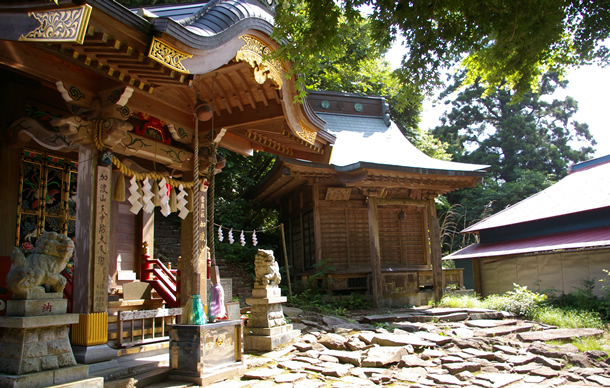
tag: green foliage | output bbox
[272,11,449,158]
[438,293,484,309]
[435,72,595,253]
[546,275,610,323]
[212,149,280,270]
[570,335,610,353]
[531,306,604,330]
[438,283,608,330]
[484,284,548,318]
[275,0,610,98]
[433,72,595,183]
[288,258,373,316]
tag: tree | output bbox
[432,72,596,253]
[299,14,451,158]
[433,71,595,183]
[274,0,610,99]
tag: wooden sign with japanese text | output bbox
[93,165,111,312]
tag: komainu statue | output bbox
[254,249,281,288]
[6,231,75,299]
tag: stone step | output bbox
[90,349,169,383]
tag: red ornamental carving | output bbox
[135,112,172,144]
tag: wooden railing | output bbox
[117,307,183,348]
[141,252,180,308]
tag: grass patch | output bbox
[531,306,605,330]
[438,293,485,309]
[546,334,610,353]
[438,283,607,330]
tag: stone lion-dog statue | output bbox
[254,249,281,288]
[6,231,75,299]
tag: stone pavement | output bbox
[200,307,610,388]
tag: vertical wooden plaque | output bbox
[93,165,111,312]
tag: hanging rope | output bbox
[92,118,198,189]
[192,112,200,272]
[207,75,217,266]
[213,223,281,233]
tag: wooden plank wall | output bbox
[378,207,426,268]
[116,201,140,277]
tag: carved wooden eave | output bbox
[0,0,335,174]
[251,158,485,204]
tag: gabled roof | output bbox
[463,155,610,233]
[323,116,488,173]
[445,225,610,260]
[252,91,489,203]
[307,91,488,174]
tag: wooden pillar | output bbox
[312,184,322,266]
[367,197,383,308]
[71,144,115,351]
[427,199,443,303]
[72,145,97,315]
[472,258,483,295]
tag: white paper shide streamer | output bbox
[128,175,142,215]
[228,228,234,244]
[158,178,171,217]
[240,230,246,246]
[176,184,189,219]
[142,178,155,213]
[252,230,258,246]
[218,226,224,242]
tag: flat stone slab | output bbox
[414,331,452,345]
[243,368,284,379]
[477,373,524,388]
[428,373,467,386]
[474,323,535,337]
[274,372,307,383]
[0,313,80,328]
[407,312,469,323]
[362,346,408,367]
[466,319,517,328]
[517,328,604,342]
[361,313,418,323]
[372,334,435,347]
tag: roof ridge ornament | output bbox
[235,35,284,89]
[148,36,193,74]
[258,0,277,14]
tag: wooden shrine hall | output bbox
[251,91,489,308]
[0,0,334,368]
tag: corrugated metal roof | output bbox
[463,158,610,232]
[445,226,610,260]
[317,112,488,173]
[136,0,274,37]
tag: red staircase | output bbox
[141,252,180,308]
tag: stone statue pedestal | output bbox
[244,287,299,351]
[0,293,91,388]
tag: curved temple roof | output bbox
[141,0,275,37]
